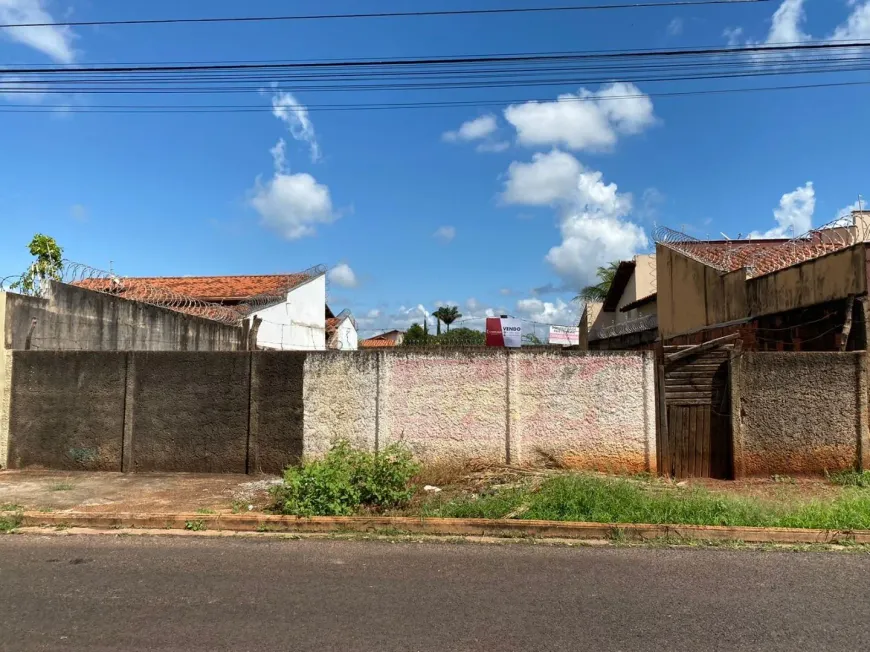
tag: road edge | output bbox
[4,511,870,544]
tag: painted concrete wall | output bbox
[735,352,867,476]
[253,275,326,351]
[657,244,867,339]
[2,284,243,352]
[335,318,358,351]
[302,349,657,470]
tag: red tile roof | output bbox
[674,237,848,277]
[325,317,340,337]
[359,338,397,349]
[85,273,315,302]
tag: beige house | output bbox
[583,254,658,349]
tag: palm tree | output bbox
[576,261,620,302]
[432,306,462,332]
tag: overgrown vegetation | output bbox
[0,512,22,533]
[272,441,420,516]
[185,520,206,531]
[827,470,870,488]
[422,473,870,531]
[9,233,63,296]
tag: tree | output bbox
[437,327,485,346]
[576,261,620,302]
[432,305,462,332]
[10,234,63,297]
[403,323,428,346]
[522,332,545,346]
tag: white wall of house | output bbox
[334,318,358,351]
[251,274,327,350]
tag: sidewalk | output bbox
[0,470,280,513]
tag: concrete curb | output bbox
[7,512,870,544]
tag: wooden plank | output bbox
[667,405,677,477]
[686,407,695,478]
[681,407,690,480]
[657,364,668,477]
[694,407,705,478]
[702,406,711,478]
[665,392,715,402]
[665,333,740,364]
[672,406,683,479]
[666,399,718,406]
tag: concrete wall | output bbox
[335,318,358,351]
[2,284,244,352]
[304,349,657,471]
[254,275,327,351]
[657,244,868,339]
[734,352,869,476]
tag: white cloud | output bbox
[766,0,810,44]
[476,140,510,153]
[328,263,358,288]
[443,114,498,142]
[832,1,870,40]
[502,150,648,288]
[504,83,656,152]
[502,150,584,206]
[723,26,744,46]
[251,170,336,239]
[0,0,76,63]
[667,17,684,36]
[750,182,815,239]
[515,297,579,326]
[271,91,321,162]
[433,225,456,243]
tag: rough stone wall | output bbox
[250,352,305,473]
[303,352,378,457]
[382,350,509,462]
[738,352,863,475]
[7,351,127,471]
[2,284,243,352]
[129,352,251,473]
[515,351,655,472]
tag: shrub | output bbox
[272,441,420,516]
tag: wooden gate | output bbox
[657,335,735,479]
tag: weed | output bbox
[771,474,796,484]
[272,440,419,517]
[426,473,870,531]
[0,503,23,511]
[185,520,206,532]
[37,507,54,513]
[0,512,22,533]
[231,501,249,514]
[48,483,74,492]
[196,508,216,515]
[827,469,870,488]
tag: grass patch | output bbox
[827,470,870,488]
[272,441,419,517]
[0,503,23,511]
[0,512,22,533]
[48,482,74,492]
[424,474,870,530]
[196,508,216,515]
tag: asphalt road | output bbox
[1,535,869,651]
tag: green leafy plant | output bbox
[827,469,870,488]
[432,306,462,334]
[9,234,64,296]
[576,261,620,303]
[185,520,206,531]
[272,440,420,517]
[403,322,429,346]
[0,512,22,533]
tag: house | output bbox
[654,209,870,351]
[77,268,330,351]
[360,329,404,349]
[325,307,358,351]
[585,254,658,351]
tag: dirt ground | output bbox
[0,471,281,513]
[0,468,848,515]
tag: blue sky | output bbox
[0,0,868,336]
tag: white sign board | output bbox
[501,318,523,348]
[549,326,580,347]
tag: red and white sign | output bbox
[486,317,523,348]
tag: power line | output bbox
[1,79,867,113]
[0,1,771,29]
[4,40,866,75]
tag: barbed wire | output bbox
[590,313,658,340]
[653,210,869,280]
